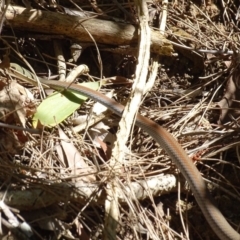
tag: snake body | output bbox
[5,62,239,238]
[37,79,240,240]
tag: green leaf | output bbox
[32,82,99,128]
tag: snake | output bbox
[7,67,240,239]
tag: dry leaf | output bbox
[58,128,96,182]
[0,80,35,126]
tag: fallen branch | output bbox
[3,174,180,210]
[5,5,173,55]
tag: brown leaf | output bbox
[58,128,96,182]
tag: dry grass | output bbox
[0,0,240,239]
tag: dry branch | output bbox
[2,174,181,211]
[5,6,173,55]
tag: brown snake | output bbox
[40,79,240,240]
[7,67,240,239]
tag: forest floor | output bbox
[0,0,240,239]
